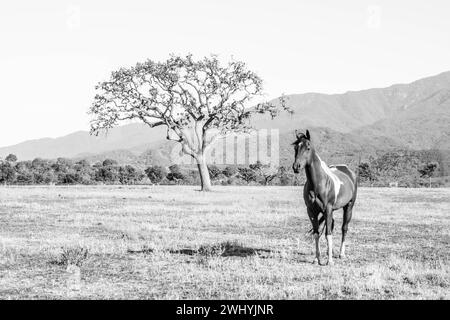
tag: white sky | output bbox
[1,0,449,147]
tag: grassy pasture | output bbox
[0,185,448,299]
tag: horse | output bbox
[292,129,358,265]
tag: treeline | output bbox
[357,150,446,187]
[0,154,301,186]
[0,150,447,187]
[0,156,144,185]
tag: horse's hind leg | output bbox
[340,202,354,259]
[325,204,334,265]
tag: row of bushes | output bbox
[0,157,141,185]
[0,155,303,186]
[0,151,444,187]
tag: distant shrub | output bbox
[222,166,238,178]
[5,154,17,163]
[118,165,143,184]
[166,172,185,183]
[102,159,118,167]
[0,161,17,184]
[166,164,185,183]
[145,165,167,184]
[237,167,257,184]
[52,246,89,267]
[208,165,222,180]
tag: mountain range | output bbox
[1,71,449,173]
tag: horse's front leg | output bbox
[325,204,334,265]
[307,207,321,264]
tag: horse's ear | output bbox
[305,129,311,140]
[295,129,301,139]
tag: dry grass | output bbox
[0,185,448,299]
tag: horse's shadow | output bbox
[170,242,311,263]
[169,244,272,258]
[128,241,312,263]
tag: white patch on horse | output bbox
[317,155,343,204]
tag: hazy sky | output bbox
[1,0,449,147]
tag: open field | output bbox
[0,185,449,299]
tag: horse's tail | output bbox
[305,214,334,240]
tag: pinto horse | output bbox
[292,130,358,265]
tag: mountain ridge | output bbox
[1,71,449,170]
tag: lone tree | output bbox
[89,54,289,191]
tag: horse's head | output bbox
[292,129,313,173]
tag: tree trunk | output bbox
[196,155,212,192]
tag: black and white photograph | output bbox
[0,0,449,305]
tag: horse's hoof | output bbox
[312,258,320,265]
[339,254,346,259]
[327,259,334,266]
